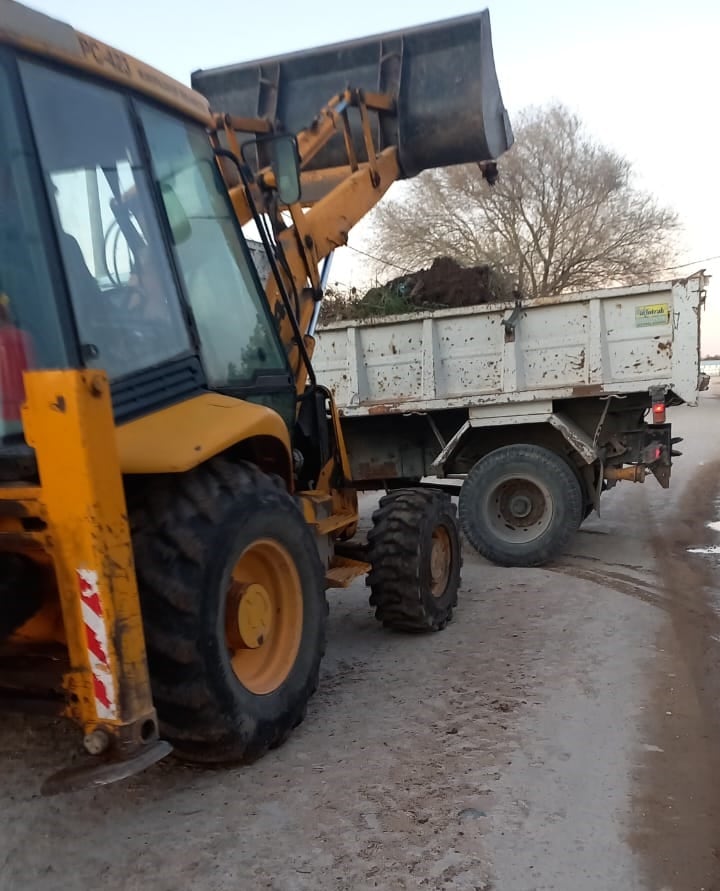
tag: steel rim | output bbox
[225,539,303,695]
[430,525,452,597]
[483,473,554,544]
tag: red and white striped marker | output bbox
[77,568,118,721]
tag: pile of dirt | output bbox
[319,256,512,324]
[382,256,506,307]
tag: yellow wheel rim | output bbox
[430,526,452,597]
[225,539,303,695]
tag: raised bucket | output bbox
[191,10,514,178]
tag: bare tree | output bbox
[367,103,680,298]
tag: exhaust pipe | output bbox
[191,10,514,178]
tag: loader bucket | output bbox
[191,10,513,178]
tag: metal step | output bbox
[325,556,370,589]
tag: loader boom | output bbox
[214,89,404,384]
[196,11,513,386]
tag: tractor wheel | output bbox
[0,554,42,640]
[458,443,583,567]
[367,489,461,632]
[130,458,327,764]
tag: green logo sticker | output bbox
[635,303,670,327]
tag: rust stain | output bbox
[570,348,586,371]
[571,383,605,397]
[657,341,672,355]
[356,461,400,479]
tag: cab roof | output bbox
[0,0,211,122]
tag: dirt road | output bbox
[2,388,720,890]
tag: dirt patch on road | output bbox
[629,461,720,888]
[0,576,535,891]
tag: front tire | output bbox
[367,489,462,632]
[130,458,327,764]
[458,444,583,567]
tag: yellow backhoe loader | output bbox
[0,0,513,793]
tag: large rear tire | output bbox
[367,489,462,632]
[0,554,42,640]
[458,444,583,567]
[130,458,327,764]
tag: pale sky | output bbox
[24,0,720,352]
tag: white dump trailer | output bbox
[313,273,709,566]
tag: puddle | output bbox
[686,510,720,555]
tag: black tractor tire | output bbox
[367,488,462,632]
[130,458,327,764]
[0,554,42,640]
[458,443,583,567]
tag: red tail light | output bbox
[652,401,666,424]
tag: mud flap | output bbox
[613,425,674,489]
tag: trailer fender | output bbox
[431,408,599,477]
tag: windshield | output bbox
[138,104,288,389]
[19,60,192,380]
[0,55,68,438]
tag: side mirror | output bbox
[267,134,301,206]
[240,133,301,206]
[160,182,191,244]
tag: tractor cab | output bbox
[0,48,295,444]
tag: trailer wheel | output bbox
[367,489,462,632]
[458,444,583,567]
[130,458,327,764]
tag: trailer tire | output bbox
[367,489,462,632]
[458,444,583,567]
[130,458,327,764]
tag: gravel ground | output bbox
[2,386,720,891]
